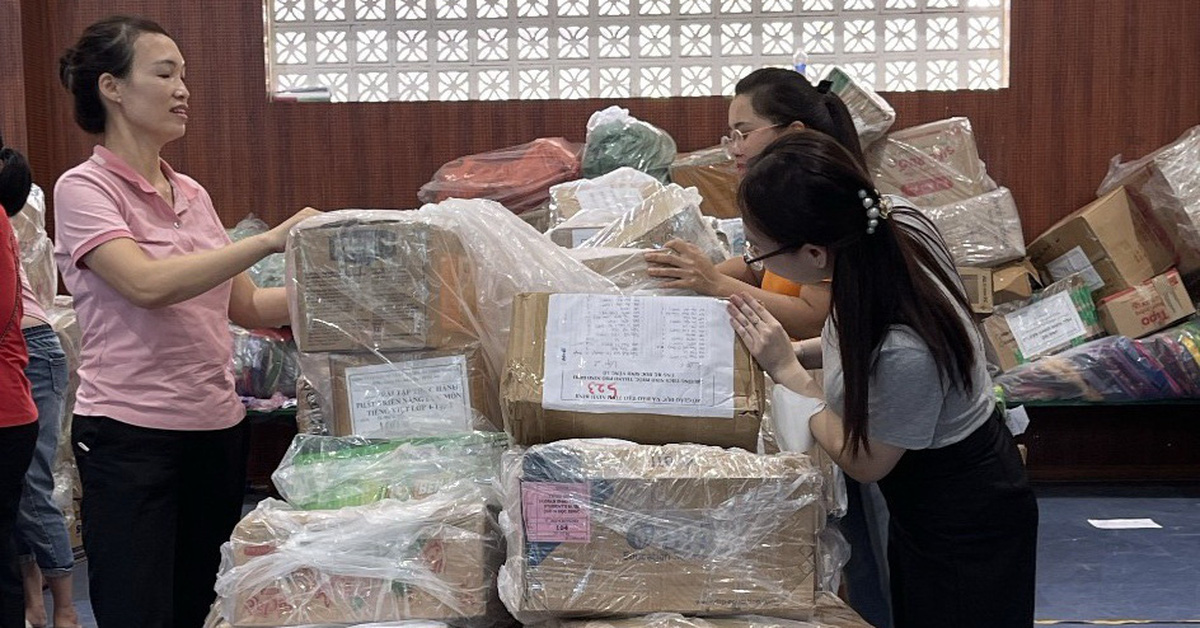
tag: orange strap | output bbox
[760,270,803,297]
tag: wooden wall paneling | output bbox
[1,0,27,151]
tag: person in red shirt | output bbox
[0,135,39,628]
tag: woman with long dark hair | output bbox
[728,130,1037,628]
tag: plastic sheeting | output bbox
[997,319,1200,403]
[983,274,1105,371]
[12,184,55,311]
[497,439,824,622]
[549,595,875,628]
[582,106,677,183]
[924,187,1026,267]
[546,167,664,245]
[868,117,997,208]
[285,201,617,438]
[271,432,507,510]
[228,214,287,288]
[215,487,508,627]
[418,138,582,215]
[48,298,82,549]
[823,66,896,150]
[231,324,300,400]
[1097,125,1200,279]
[577,184,727,265]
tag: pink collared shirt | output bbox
[19,265,48,325]
[53,145,243,431]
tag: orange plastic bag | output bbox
[419,138,582,214]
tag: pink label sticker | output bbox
[522,482,591,543]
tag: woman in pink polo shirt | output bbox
[54,16,318,627]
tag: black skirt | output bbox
[877,408,1039,628]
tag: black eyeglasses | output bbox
[743,240,802,265]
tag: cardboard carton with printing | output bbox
[982,275,1104,372]
[1027,187,1175,301]
[498,441,823,621]
[501,293,766,450]
[579,185,727,264]
[956,267,995,314]
[1097,269,1196,338]
[868,117,996,208]
[668,148,741,219]
[925,187,1026,267]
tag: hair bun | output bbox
[58,49,76,90]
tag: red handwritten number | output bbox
[586,382,618,399]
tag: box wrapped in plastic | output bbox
[231,324,300,400]
[868,117,997,208]
[566,248,668,295]
[228,214,287,288]
[582,106,677,183]
[203,603,452,628]
[12,185,55,311]
[822,67,896,149]
[497,440,823,622]
[577,185,728,265]
[216,487,507,627]
[271,432,508,510]
[1097,125,1200,279]
[550,593,874,628]
[300,342,501,437]
[418,138,582,215]
[548,167,664,227]
[668,147,740,219]
[996,321,1200,403]
[924,187,1026,267]
[712,218,745,258]
[294,375,330,436]
[982,274,1105,372]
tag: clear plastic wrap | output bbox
[204,604,451,628]
[294,375,330,436]
[668,148,740,219]
[995,320,1200,403]
[924,187,1026,267]
[215,487,507,627]
[285,203,618,438]
[582,106,678,183]
[231,324,301,400]
[712,218,745,258]
[228,214,287,288]
[550,595,875,628]
[1097,125,1200,279]
[577,185,728,264]
[418,138,583,215]
[271,432,507,510]
[982,274,1105,372]
[868,117,997,208]
[565,247,664,295]
[548,167,663,228]
[497,439,823,622]
[823,66,897,149]
[12,184,56,310]
[48,298,82,550]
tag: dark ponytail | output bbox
[739,131,977,456]
[60,15,171,134]
[735,68,866,168]
[0,132,32,217]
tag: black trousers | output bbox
[0,422,37,628]
[73,415,249,628]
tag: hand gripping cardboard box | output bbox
[288,215,478,353]
[1097,269,1196,338]
[1027,187,1175,301]
[498,441,823,621]
[501,293,766,450]
[218,489,505,626]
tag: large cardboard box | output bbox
[1097,269,1196,338]
[868,117,995,208]
[501,293,766,450]
[1027,187,1175,301]
[992,259,1042,305]
[925,187,1026,267]
[500,442,822,619]
[568,247,658,292]
[327,344,500,437]
[668,148,740,219]
[981,275,1104,372]
[222,494,502,626]
[290,218,477,352]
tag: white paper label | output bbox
[1046,246,1105,291]
[1005,291,1087,359]
[343,355,472,437]
[1087,518,1162,530]
[542,294,736,418]
[574,187,647,215]
[570,228,603,248]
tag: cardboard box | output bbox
[501,293,766,450]
[224,495,501,626]
[982,275,1104,372]
[556,591,872,628]
[668,147,741,219]
[549,168,662,224]
[550,225,607,249]
[290,218,477,352]
[327,344,499,437]
[585,186,727,264]
[992,259,1042,305]
[501,442,822,619]
[568,247,658,292]
[957,267,995,314]
[1027,187,1175,301]
[925,187,1026,267]
[869,117,995,208]
[1097,269,1196,338]
[825,66,896,149]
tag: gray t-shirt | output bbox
[822,199,994,450]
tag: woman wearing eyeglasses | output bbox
[728,131,1037,628]
[645,68,862,340]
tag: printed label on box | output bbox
[1046,246,1104,292]
[343,355,471,437]
[523,482,591,543]
[1005,291,1087,358]
[574,187,648,216]
[541,294,736,418]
